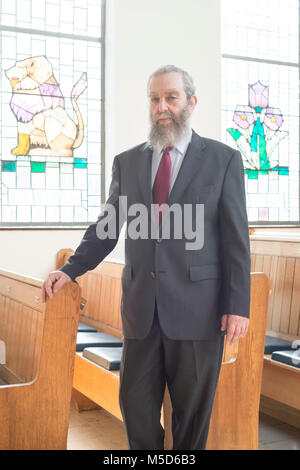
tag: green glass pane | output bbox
[2,161,16,172]
[74,158,87,168]
[278,166,289,175]
[227,128,242,141]
[31,162,45,173]
[248,170,258,179]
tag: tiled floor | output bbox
[67,401,127,450]
[259,414,300,450]
[67,400,300,450]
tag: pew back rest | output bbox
[206,271,270,450]
[56,249,123,338]
[0,269,81,449]
[0,269,45,384]
[250,234,300,342]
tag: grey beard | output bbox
[148,106,192,149]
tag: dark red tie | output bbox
[152,146,172,224]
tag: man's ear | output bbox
[190,95,197,109]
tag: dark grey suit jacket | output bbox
[60,130,251,341]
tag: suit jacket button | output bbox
[150,271,156,279]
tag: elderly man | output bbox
[42,65,250,450]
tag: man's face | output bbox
[148,71,197,147]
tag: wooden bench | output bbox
[56,249,124,420]
[0,268,81,449]
[56,248,270,449]
[171,271,270,450]
[250,229,300,429]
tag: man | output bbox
[41,65,251,450]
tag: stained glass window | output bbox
[222,0,300,224]
[0,0,104,226]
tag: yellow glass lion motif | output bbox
[5,55,87,157]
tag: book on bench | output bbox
[83,347,123,370]
[264,335,293,354]
[77,322,97,333]
[76,332,123,352]
[271,349,300,368]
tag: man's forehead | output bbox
[149,72,185,94]
[149,88,181,96]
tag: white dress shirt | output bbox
[151,129,192,195]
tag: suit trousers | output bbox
[119,301,224,450]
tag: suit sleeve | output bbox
[59,156,124,281]
[219,150,251,318]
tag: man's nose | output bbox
[158,98,168,113]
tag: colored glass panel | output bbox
[0,0,103,225]
[74,158,88,168]
[31,162,45,173]
[2,160,16,172]
[222,0,299,223]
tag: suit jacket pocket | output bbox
[122,264,133,280]
[189,264,221,281]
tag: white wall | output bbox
[111,0,221,154]
[0,229,86,280]
[0,0,221,280]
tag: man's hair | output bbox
[148,65,196,100]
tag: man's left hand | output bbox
[221,314,249,345]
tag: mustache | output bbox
[153,111,176,124]
[148,103,192,149]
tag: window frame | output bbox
[0,0,106,229]
[221,0,300,227]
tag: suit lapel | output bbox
[138,144,153,207]
[167,130,207,206]
[137,131,207,208]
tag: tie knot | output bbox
[162,146,172,155]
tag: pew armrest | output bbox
[0,341,5,365]
[222,341,239,364]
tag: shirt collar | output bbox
[174,128,192,155]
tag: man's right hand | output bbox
[41,271,71,303]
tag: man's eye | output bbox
[167,96,177,100]
[151,97,159,103]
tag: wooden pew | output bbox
[56,249,269,449]
[0,268,81,449]
[203,272,269,449]
[56,249,124,419]
[162,273,270,450]
[250,229,300,429]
